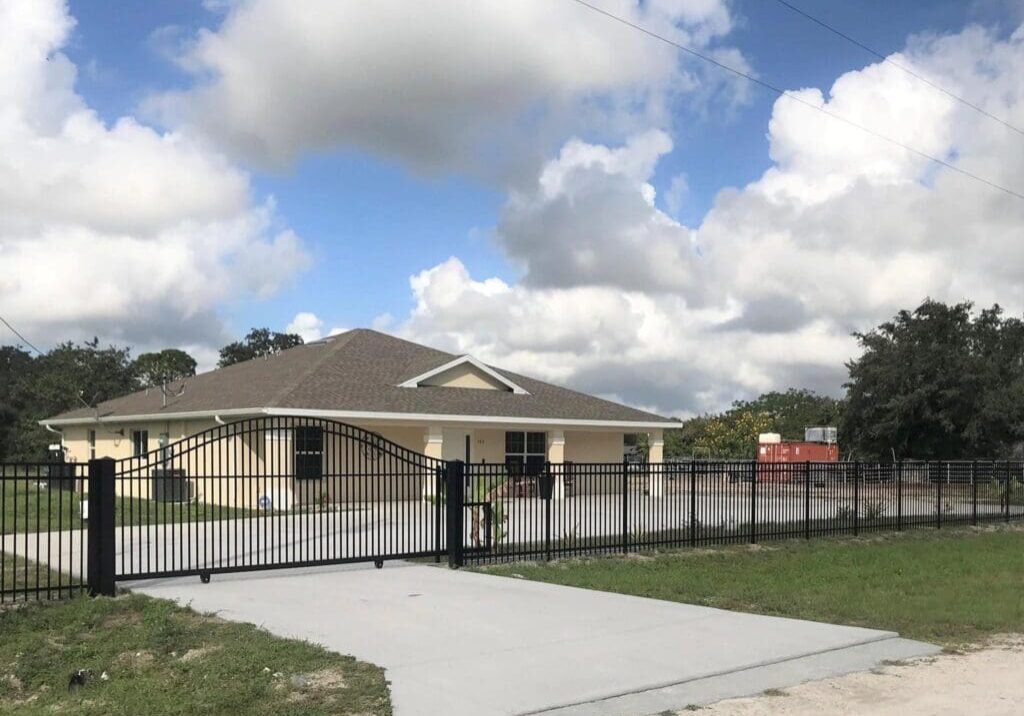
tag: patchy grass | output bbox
[477,525,1024,646]
[1,482,253,535]
[1,553,80,602]
[0,593,391,715]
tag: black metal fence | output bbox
[0,462,89,602]
[4,438,1023,603]
[452,460,1024,566]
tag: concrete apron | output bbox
[126,563,939,716]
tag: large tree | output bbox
[218,328,303,368]
[4,339,141,460]
[842,300,1024,460]
[134,349,197,387]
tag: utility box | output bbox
[152,469,192,503]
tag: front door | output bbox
[442,428,472,463]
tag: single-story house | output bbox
[42,329,679,504]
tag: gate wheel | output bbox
[200,572,211,584]
[374,559,384,569]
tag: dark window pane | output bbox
[526,432,546,455]
[505,455,524,477]
[295,453,322,480]
[505,431,524,454]
[525,455,545,477]
[294,426,323,452]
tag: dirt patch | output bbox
[115,650,155,669]
[101,611,143,630]
[305,667,348,691]
[688,635,1024,716]
[180,646,222,663]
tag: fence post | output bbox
[804,461,811,540]
[87,457,116,597]
[434,465,444,563]
[689,460,697,548]
[618,462,626,557]
[1006,461,1012,523]
[972,460,978,526]
[853,461,860,536]
[897,460,903,531]
[446,460,464,569]
[544,461,552,562]
[750,461,757,544]
[935,461,942,529]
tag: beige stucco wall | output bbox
[54,418,642,505]
[420,363,505,390]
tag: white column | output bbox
[648,429,665,497]
[422,425,444,500]
[547,429,566,499]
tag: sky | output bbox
[2,0,1024,418]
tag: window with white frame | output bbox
[131,429,149,458]
[505,431,546,477]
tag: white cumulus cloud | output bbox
[0,0,309,353]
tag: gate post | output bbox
[87,457,116,597]
[434,465,444,563]
[446,460,465,569]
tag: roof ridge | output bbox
[266,330,359,408]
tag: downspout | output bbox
[214,415,226,426]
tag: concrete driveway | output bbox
[128,562,937,716]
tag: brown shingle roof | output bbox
[46,329,675,426]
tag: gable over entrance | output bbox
[397,355,529,394]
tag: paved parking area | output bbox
[128,562,938,716]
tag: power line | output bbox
[0,315,44,355]
[567,0,1024,203]
[770,0,1024,138]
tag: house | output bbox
[42,329,678,504]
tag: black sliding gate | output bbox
[106,417,448,585]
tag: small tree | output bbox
[134,349,197,387]
[218,328,304,368]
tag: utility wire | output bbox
[567,0,1024,203]
[770,0,1024,138]
[0,315,44,355]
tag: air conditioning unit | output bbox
[805,427,838,444]
[152,469,193,502]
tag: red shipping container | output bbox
[756,441,838,481]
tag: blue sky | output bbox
[5,0,1024,415]
[59,0,1015,337]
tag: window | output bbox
[505,431,546,477]
[294,426,323,480]
[87,429,96,460]
[132,429,149,458]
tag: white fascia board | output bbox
[43,406,681,431]
[396,355,529,395]
[262,407,681,430]
[40,407,262,427]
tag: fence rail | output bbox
[2,454,1023,602]
[454,460,1024,566]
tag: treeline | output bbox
[667,300,1024,461]
[0,328,301,461]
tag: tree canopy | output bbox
[134,349,197,387]
[665,389,843,460]
[842,300,1024,459]
[218,328,303,368]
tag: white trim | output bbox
[42,406,681,430]
[263,408,679,430]
[40,407,261,427]
[396,355,529,395]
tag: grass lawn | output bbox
[477,525,1024,646]
[2,553,79,601]
[0,593,391,715]
[1,483,253,535]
